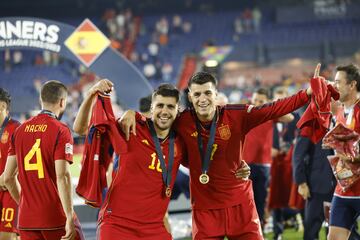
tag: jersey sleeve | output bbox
[54,126,74,163]
[243,90,309,133]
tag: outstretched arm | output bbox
[73,79,113,135]
[242,64,320,132]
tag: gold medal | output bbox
[199,173,210,184]
[165,187,172,197]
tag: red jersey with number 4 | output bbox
[175,90,309,210]
[0,118,20,174]
[9,113,73,230]
[99,114,185,225]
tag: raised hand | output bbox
[88,79,114,96]
[306,63,322,96]
[313,63,321,79]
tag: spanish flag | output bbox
[65,19,110,67]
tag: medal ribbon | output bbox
[40,110,58,119]
[195,111,217,175]
[148,120,175,189]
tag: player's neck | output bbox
[41,106,59,119]
[343,93,358,108]
[154,126,170,139]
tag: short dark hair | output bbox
[139,95,152,113]
[336,64,360,91]
[0,88,11,110]
[40,80,68,104]
[255,88,270,99]
[152,84,180,103]
[188,72,218,88]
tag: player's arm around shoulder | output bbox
[119,110,137,141]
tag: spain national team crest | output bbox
[1,130,9,143]
[218,125,231,140]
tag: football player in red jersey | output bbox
[74,79,251,239]
[74,80,186,239]
[121,70,312,239]
[0,88,20,240]
[3,81,84,240]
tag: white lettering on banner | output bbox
[314,0,346,18]
[0,20,61,52]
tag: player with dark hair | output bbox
[74,80,186,239]
[0,88,20,240]
[3,80,84,240]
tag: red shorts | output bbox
[19,215,84,240]
[192,200,263,240]
[98,214,171,240]
[0,191,18,233]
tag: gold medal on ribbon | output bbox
[165,187,172,197]
[199,173,210,184]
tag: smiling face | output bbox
[334,70,356,103]
[188,82,218,122]
[151,95,178,131]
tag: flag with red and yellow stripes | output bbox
[65,19,110,67]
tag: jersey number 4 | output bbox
[24,138,44,179]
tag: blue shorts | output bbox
[330,196,360,230]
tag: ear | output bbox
[59,98,65,108]
[187,93,193,103]
[351,80,357,89]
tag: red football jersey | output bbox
[334,103,360,197]
[9,113,73,229]
[76,94,127,207]
[99,115,185,225]
[243,120,273,165]
[0,118,20,174]
[175,90,309,210]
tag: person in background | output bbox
[0,88,20,240]
[3,80,84,240]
